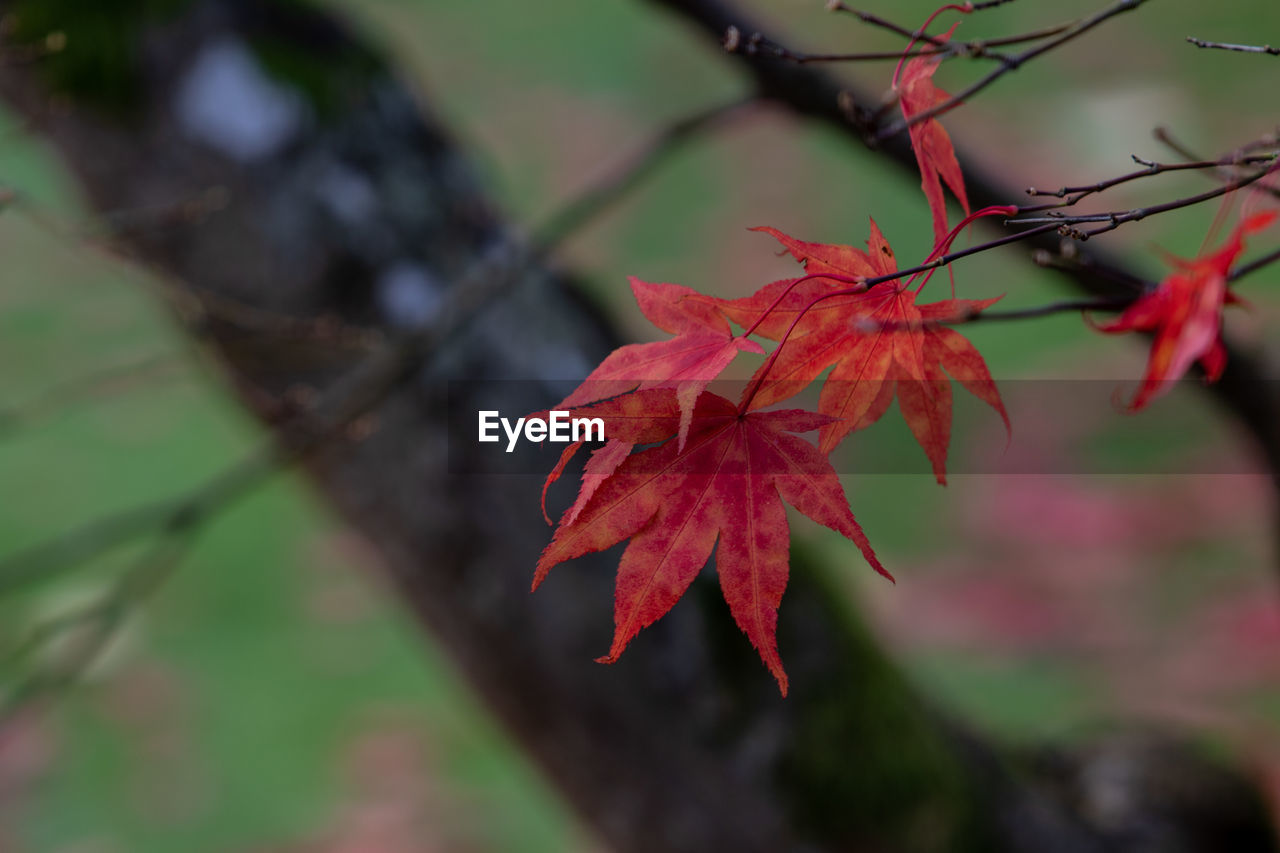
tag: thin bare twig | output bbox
[534,96,759,251]
[1230,247,1280,283]
[726,28,945,63]
[1151,128,1280,165]
[956,297,1129,322]
[1187,37,1280,56]
[848,159,1275,292]
[826,2,952,46]
[858,222,1062,291]
[0,530,191,730]
[875,0,1151,143]
[0,351,188,439]
[1008,164,1277,238]
[1153,126,1204,163]
[1149,127,1280,203]
[725,21,1072,65]
[0,437,281,597]
[1031,248,1151,294]
[1021,153,1277,210]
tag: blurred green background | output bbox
[2,0,1280,849]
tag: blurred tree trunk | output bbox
[0,1,1273,851]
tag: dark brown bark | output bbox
[0,1,1274,851]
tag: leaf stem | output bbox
[738,283,870,413]
[892,4,972,90]
[738,272,868,339]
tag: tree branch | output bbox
[725,20,1073,65]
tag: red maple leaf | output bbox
[534,389,890,695]
[555,277,762,448]
[1096,211,1276,411]
[897,23,970,246]
[718,222,1008,483]
[540,437,633,526]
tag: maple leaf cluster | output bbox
[528,9,1277,696]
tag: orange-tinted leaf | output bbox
[1096,211,1276,411]
[736,224,1007,481]
[714,223,894,339]
[534,390,889,695]
[557,278,763,448]
[898,23,970,246]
